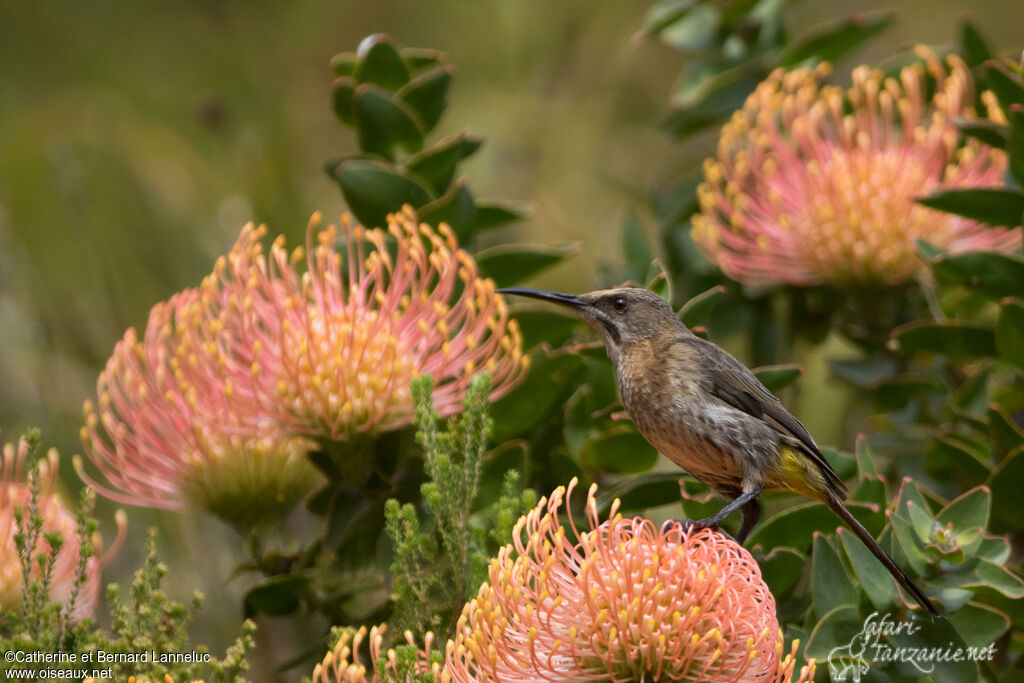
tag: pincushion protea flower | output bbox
[217,206,526,440]
[1,435,124,620]
[311,623,443,682]
[692,46,1021,287]
[445,479,814,682]
[78,287,317,530]
[79,207,525,524]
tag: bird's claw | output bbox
[661,518,733,541]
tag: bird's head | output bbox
[497,287,684,363]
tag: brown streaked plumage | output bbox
[499,285,939,616]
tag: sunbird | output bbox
[499,286,940,616]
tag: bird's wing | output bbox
[686,337,846,492]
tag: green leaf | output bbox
[747,501,839,551]
[401,47,447,73]
[595,472,685,515]
[656,3,719,51]
[989,403,1024,458]
[645,258,674,304]
[324,486,382,551]
[988,445,1024,531]
[872,375,941,411]
[354,35,410,89]
[948,602,1010,649]
[396,65,454,132]
[850,477,887,522]
[906,500,935,542]
[917,187,1024,227]
[996,297,1024,371]
[353,85,425,158]
[781,11,893,67]
[970,559,1024,598]
[562,388,596,460]
[621,210,653,283]
[417,178,477,241]
[936,486,990,531]
[331,76,357,125]
[983,59,1024,110]
[677,478,721,522]
[406,133,467,196]
[329,159,434,229]
[752,364,802,393]
[243,575,309,617]
[474,201,530,231]
[888,617,979,683]
[890,321,997,359]
[759,546,806,597]
[837,527,899,611]
[888,512,931,577]
[512,310,580,349]
[477,242,579,288]
[828,356,899,388]
[915,237,946,260]
[927,434,991,487]
[490,351,584,441]
[638,0,698,41]
[666,70,764,138]
[330,51,358,77]
[855,435,879,477]
[1008,106,1024,188]
[930,250,1024,299]
[960,21,994,68]
[893,478,932,521]
[581,427,659,474]
[678,285,726,328]
[976,535,1011,564]
[812,533,859,617]
[804,604,863,661]
[954,117,1009,149]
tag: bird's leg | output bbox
[735,497,761,545]
[669,487,762,541]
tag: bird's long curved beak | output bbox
[497,287,584,308]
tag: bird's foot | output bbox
[661,518,734,541]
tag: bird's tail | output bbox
[822,493,940,617]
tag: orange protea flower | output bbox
[78,288,316,530]
[692,46,1021,286]
[79,207,525,526]
[446,480,814,683]
[1,434,124,620]
[215,206,526,440]
[311,624,443,683]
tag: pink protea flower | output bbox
[1,434,124,620]
[79,207,525,524]
[445,479,814,683]
[311,624,443,683]
[79,287,317,529]
[692,46,1021,286]
[214,206,527,440]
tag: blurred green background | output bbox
[0,1,1019,678]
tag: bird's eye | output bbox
[612,296,628,311]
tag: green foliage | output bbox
[638,0,892,139]
[385,373,535,638]
[741,439,1021,681]
[0,438,254,682]
[376,641,442,683]
[326,33,528,243]
[102,530,255,681]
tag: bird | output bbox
[498,285,940,616]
